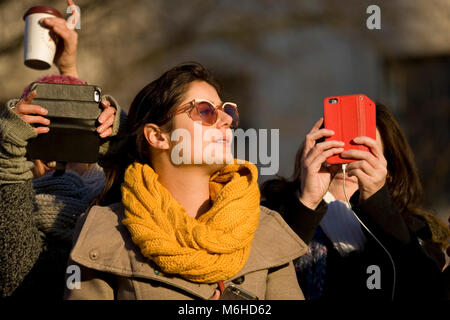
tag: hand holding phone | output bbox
[12,90,50,135]
[297,118,345,210]
[341,134,388,201]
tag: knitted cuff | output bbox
[6,99,19,108]
[0,101,37,146]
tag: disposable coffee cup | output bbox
[23,6,63,70]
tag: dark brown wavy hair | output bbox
[94,62,221,205]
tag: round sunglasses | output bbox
[171,99,239,128]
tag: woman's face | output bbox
[168,80,234,171]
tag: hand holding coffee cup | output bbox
[23,6,63,70]
[23,0,79,72]
[40,0,79,77]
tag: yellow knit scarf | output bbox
[121,160,261,283]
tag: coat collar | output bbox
[70,203,307,299]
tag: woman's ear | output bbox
[143,124,170,150]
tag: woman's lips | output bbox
[213,137,230,144]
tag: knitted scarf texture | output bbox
[121,160,261,283]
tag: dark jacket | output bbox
[262,182,446,300]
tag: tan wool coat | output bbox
[64,204,307,300]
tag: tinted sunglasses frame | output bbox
[170,99,239,128]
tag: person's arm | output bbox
[265,262,304,300]
[351,185,445,299]
[0,105,44,297]
[351,185,411,245]
[40,0,79,78]
[287,197,328,244]
[0,181,44,297]
[0,102,38,183]
[262,189,327,245]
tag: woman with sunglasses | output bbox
[64,62,307,300]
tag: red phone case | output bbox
[323,94,376,165]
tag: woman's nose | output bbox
[215,109,233,129]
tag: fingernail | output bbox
[41,108,48,115]
[339,141,345,145]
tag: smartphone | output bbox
[219,284,258,300]
[323,94,376,165]
[26,82,103,163]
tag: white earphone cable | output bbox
[341,163,396,301]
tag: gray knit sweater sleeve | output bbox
[0,102,37,184]
[0,103,44,297]
[0,181,44,297]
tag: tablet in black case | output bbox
[26,82,103,163]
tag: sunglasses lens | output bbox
[197,102,217,125]
[223,104,239,127]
